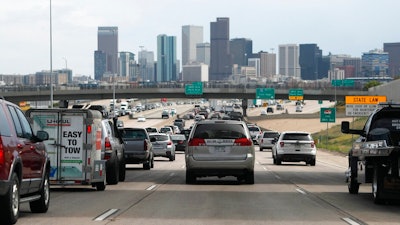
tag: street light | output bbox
[49,0,53,108]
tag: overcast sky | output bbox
[1,0,399,77]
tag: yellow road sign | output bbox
[345,96,386,104]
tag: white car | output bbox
[272,131,317,166]
[258,131,280,151]
[247,125,262,144]
[137,116,146,122]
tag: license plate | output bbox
[210,146,228,153]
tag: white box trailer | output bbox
[26,108,107,191]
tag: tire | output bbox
[272,155,277,165]
[186,170,196,184]
[309,158,316,166]
[106,156,119,185]
[245,171,255,184]
[276,156,282,165]
[169,154,175,161]
[0,172,19,224]
[150,154,154,168]
[143,156,151,170]
[30,170,50,213]
[372,164,385,204]
[118,157,126,182]
[95,181,106,191]
[260,148,264,151]
[348,156,359,194]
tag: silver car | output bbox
[185,120,255,184]
[150,133,176,161]
[272,131,316,166]
[258,131,280,151]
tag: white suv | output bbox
[272,131,316,166]
[185,120,255,184]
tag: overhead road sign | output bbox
[185,82,203,95]
[288,89,303,100]
[331,79,355,87]
[320,107,336,123]
[256,88,275,99]
[345,96,387,104]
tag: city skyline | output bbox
[1,0,399,76]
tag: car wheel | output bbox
[348,156,359,194]
[260,147,263,151]
[106,156,119,185]
[30,170,50,213]
[186,170,196,184]
[143,156,152,170]
[169,154,175,161]
[118,157,126,182]
[0,172,19,224]
[150,154,154,168]
[245,171,255,184]
[372,164,385,204]
[309,158,316,166]
[276,156,282,165]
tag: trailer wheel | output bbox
[372,164,385,204]
[95,181,106,191]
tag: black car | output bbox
[170,134,187,151]
[229,111,243,121]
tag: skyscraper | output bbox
[196,43,210,65]
[182,25,203,66]
[96,26,118,80]
[383,42,400,77]
[210,17,231,81]
[119,52,135,81]
[279,44,300,79]
[361,49,389,76]
[138,49,155,82]
[299,44,325,80]
[230,38,253,67]
[157,34,177,82]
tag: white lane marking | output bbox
[296,188,307,195]
[169,173,175,176]
[146,184,157,191]
[342,217,361,225]
[94,208,119,221]
[275,175,281,179]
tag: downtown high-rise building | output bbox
[119,52,136,81]
[157,34,177,82]
[230,38,253,67]
[210,17,231,81]
[299,44,330,80]
[138,49,155,82]
[361,49,389,76]
[279,44,300,79]
[95,27,118,81]
[182,25,203,66]
[383,42,400,77]
[196,43,210,65]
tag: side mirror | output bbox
[150,137,157,142]
[36,130,49,141]
[341,121,350,133]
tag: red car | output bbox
[0,99,50,224]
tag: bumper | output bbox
[277,153,315,162]
[124,152,150,164]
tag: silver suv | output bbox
[185,120,255,184]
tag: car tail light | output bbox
[311,142,315,148]
[188,138,206,146]
[280,142,284,147]
[144,140,149,150]
[167,141,172,146]
[105,137,112,150]
[0,137,4,165]
[234,138,252,146]
[87,125,92,134]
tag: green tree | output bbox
[364,80,381,89]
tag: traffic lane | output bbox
[108,153,352,225]
[258,149,400,225]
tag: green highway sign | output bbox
[320,107,336,123]
[289,89,303,100]
[256,88,275,99]
[331,79,343,87]
[185,82,203,95]
[331,79,354,87]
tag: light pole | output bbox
[62,57,68,69]
[49,0,53,108]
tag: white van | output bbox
[120,101,129,116]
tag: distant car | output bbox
[116,120,124,128]
[170,134,187,151]
[258,131,280,151]
[272,131,316,166]
[194,114,205,121]
[296,105,303,112]
[247,125,262,144]
[266,106,274,113]
[146,127,158,134]
[229,111,243,121]
[276,104,284,110]
[160,127,173,135]
[185,120,255,184]
[149,133,175,161]
[137,116,146,122]
[260,110,267,116]
[161,110,169,119]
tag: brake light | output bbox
[144,140,148,150]
[188,138,206,146]
[0,137,4,165]
[234,138,252,146]
[167,141,172,146]
[280,142,284,147]
[311,142,315,148]
[87,125,92,134]
[105,137,112,150]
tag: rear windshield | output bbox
[120,129,147,139]
[248,126,260,132]
[150,135,169,141]
[282,133,311,141]
[171,135,186,141]
[193,124,246,139]
[264,132,279,138]
[160,127,171,132]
